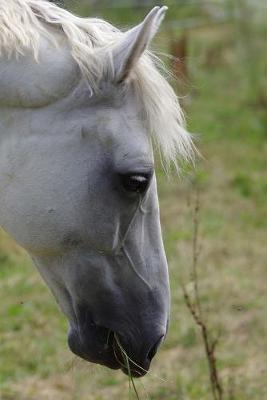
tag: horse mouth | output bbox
[68,325,148,378]
[112,334,149,378]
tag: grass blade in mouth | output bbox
[114,333,141,400]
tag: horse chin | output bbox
[67,326,148,377]
[67,326,120,370]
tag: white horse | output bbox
[0,0,194,377]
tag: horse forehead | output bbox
[87,101,150,153]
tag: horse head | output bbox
[0,1,194,376]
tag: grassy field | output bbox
[0,2,266,399]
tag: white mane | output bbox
[0,0,195,166]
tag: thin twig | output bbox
[183,187,224,400]
[191,187,202,317]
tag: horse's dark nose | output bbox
[147,335,164,362]
[115,330,165,377]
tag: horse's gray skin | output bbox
[0,6,171,377]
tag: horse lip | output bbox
[68,324,149,377]
[68,325,120,370]
[121,366,147,378]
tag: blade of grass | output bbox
[114,333,141,400]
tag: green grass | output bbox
[1,2,267,399]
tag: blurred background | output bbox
[0,1,266,399]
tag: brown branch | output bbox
[191,188,202,317]
[183,187,224,400]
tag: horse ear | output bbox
[111,6,168,83]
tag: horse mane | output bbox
[0,0,195,167]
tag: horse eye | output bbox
[120,174,151,194]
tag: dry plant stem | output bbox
[192,188,202,316]
[183,188,224,400]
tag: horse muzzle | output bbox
[67,321,166,377]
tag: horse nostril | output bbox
[147,335,164,362]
